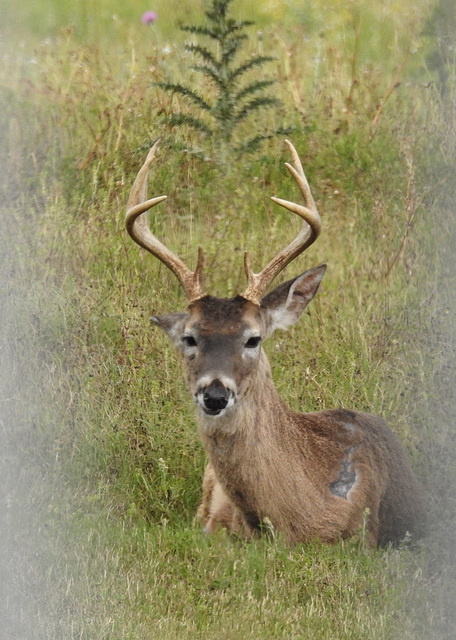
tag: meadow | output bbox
[1,0,456,637]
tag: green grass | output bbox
[2,0,456,638]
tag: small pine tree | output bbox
[156,0,291,155]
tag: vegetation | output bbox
[155,0,291,156]
[1,0,456,638]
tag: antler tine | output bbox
[242,140,322,304]
[125,141,205,302]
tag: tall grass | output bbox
[2,0,456,638]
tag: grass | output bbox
[1,0,456,638]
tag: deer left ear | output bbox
[260,264,326,336]
[151,312,189,346]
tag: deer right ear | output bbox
[260,264,326,336]
[151,313,189,346]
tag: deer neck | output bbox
[197,349,296,493]
[196,349,315,535]
[198,349,287,440]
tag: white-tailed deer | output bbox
[125,140,426,547]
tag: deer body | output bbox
[198,406,424,547]
[125,140,426,547]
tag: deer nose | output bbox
[202,383,230,415]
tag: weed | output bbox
[155,0,291,160]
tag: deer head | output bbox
[125,140,325,419]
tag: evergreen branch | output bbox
[205,20,252,35]
[231,56,276,81]
[234,96,279,122]
[235,127,295,153]
[235,134,272,152]
[184,43,218,68]
[155,83,212,112]
[191,65,226,89]
[168,113,213,135]
[221,37,245,63]
[205,0,253,28]
[223,31,248,44]
[182,22,251,40]
[181,25,220,40]
[226,19,254,31]
[205,0,230,21]
[234,80,276,102]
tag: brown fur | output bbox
[154,270,427,548]
[196,358,426,546]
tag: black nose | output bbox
[203,384,230,415]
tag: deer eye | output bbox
[245,336,261,349]
[182,335,197,348]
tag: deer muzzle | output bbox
[197,380,235,416]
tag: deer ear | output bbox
[260,265,326,336]
[151,313,189,346]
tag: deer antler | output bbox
[242,140,322,304]
[125,141,205,302]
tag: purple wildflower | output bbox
[141,10,158,25]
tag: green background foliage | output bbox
[154,0,290,154]
[1,0,456,637]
